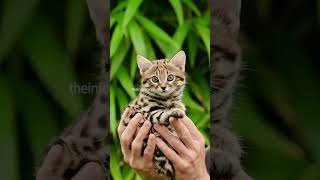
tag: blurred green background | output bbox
[0,0,100,179]
[110,0,210,179]
[232,1,320,180]
[0,0,319,180]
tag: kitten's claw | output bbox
[170,109,185,118]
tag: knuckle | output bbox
[121,134,129,144]
[131,141,140,151]
[180,163,192,172]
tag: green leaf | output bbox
[182,90,204,112]
[173,21,191,48]
[144,34,156,59]
[110,12,124,28]
[136,14,179,49]
[0,0,40,63]
[0,77,18,180]
[123,0,143,27]
[169,0,184,26]
[111,1,126,14]
[195,23,210,59]
[153,40,178,58]
[110,84,117,140]
[130,50,138,79]
[116,66,136,99]
[65,0,86,55]
[181,0,201,16]
[110,24,124,59]
[128,20,147,56]
[187,33,198,67]
[110,37,130,80]
[21,18,82,118]
[116,86,129,113]
[110,146,123,180]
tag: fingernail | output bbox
[154,124,160,129]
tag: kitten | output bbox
[122,51,187,179]
[209,0,243,179]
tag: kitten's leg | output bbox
[211,125,242,179]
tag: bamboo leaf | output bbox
[110,84,117,140]
[181,0,201,16]
[117,66,136,99]
[169,0,184,26]
[195,23,210,58]
[110,24,124,59]
[187,33,198,67]
[111,1,126,14]
[123,0,143,27]
[130,50,138,79]
[128,20,147,56]
[116,86,129,112]
[144,34,156,59]
[110,146,123,180]
[110,37,130,80]
[182,90,204,112]
[173,21,191,48]
[136,14,179,49]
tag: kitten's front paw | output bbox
[169,109,185,119]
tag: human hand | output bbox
[154,116,209,180]
[36,145,106,180]
[117,108,162,180]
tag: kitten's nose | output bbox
[161,87,166,91]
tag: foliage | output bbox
[110,0,210,179]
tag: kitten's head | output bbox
[137,51,186,97]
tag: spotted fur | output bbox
[122,51,187,180]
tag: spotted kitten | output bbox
[37,0,110,179]
[209,0,243,179]
[122,51,187,179]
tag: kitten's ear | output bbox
[137,55,152,74]
[86,0,109,47]
[170,51,186,72]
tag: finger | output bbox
[169,117,195,149]
[131,121,152,158]
[118,107,129,137]
[154,124,189,156]
[36,145,64,179]
[156,138,184,167]
[120,113,143,156]
[181,116,204,142]
[143,134,156,164]
[71,162,104,180]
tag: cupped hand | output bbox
[154,116,209,180]
[117,108,162,180]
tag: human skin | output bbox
[117,107,210,180]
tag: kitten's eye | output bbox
[151,76,159,83]
[167,74,174,81]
